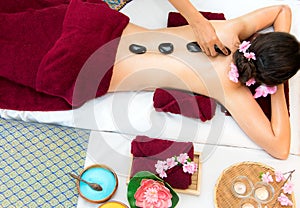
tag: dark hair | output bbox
[233,32,300,86]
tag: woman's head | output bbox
[233,32,300,86]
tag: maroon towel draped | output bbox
[131,135,194,189]
[0,0,129,111]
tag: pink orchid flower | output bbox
[278,193,293,206]
[261,172,273,183]
[275,171,285,182]
[239,41,251,53]
[228,63,239,83]
[246,78,256,86]
[166,157,178,169]
[254,85,277,98]
[155,160,168,178]
[177,153,189,164]
[282,181,294,194]
[244,52,256,60]
[183,162,198,174]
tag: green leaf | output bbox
[127,171,179,208]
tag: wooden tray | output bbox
[127,152,202,195]
[214,161,295,208]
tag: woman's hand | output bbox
[168,0,228,57]
[188,12,228,56]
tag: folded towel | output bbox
[153,89,216,121]
[131,135,194,189]
[153,11,225,121]
[0,0,129,111]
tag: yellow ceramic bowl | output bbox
[99,201,129,208]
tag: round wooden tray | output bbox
[214,162,295,208]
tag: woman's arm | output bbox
[233,5,292,40]
[225,84,290,160]
[225,6,292,159]
[168,0,228,56]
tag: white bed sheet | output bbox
[1,0,299,155]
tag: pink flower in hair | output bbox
[254,85,277,98]
[244,52,256,61]
[245,78,256,86]
[228,63,239,83]
[239,41,251,53]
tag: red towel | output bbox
[0,0,129,111]
[131,136,194,189]
[153,89,216,121]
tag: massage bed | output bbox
[0,0,300,207]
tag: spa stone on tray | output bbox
[129,44,147,54]
[158,43,174,54]
[187,42,202,52]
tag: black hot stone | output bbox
[187,41,231,55]
[186,42,202,52]
[129,44,147,54]
[214,45,231,56]
[158,43,174,54]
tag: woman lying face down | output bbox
[109,5,300,159]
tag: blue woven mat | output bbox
[104,0,132,11]
[0,118,90,208]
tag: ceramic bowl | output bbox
[77,164,118,203]
[99,201,129,208]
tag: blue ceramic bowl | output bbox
[77,164,118,203]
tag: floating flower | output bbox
[278,193,293,206]
[254,85,277,98]
[228,63,239,83]
[261,172,273,183]
[134,179,173,208]
[282,181,294,195]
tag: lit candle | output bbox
[241,203,255,208]
[255,187,269,201]
[234,182,246,195]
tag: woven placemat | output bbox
[0,118,90,208]
[214,162,295,208]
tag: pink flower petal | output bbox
[282,181,294,194]
[239,41,251,53]
[246,78,256,86]
[278,193,293,206]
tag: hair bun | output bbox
[233,50,256,84]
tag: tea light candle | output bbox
[255,187,269,201]
[241,203,255,208]
[234,182,246,195]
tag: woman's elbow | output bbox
[272,141,290,160]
